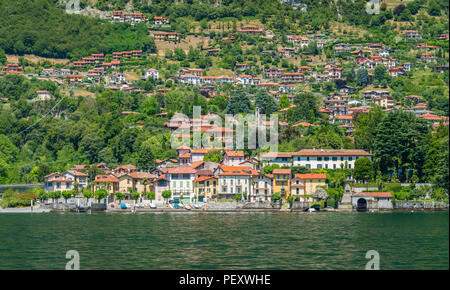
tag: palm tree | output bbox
[73,181,80,196]
[142,178,149,203]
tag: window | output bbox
[332,157,337,161]
[306,157,310,161]
[333,164,336,169]
[349,164,352,168]
[349,157,353,161]
[317,157,322,161]
[324,157,329,161]
[306,164,310,169]
[325,164,328,169]
[317,164,322,169]
[341,157,344,161]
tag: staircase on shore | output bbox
[338,182,353,210]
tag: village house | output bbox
[223,150,245,166]
[153,16,169,26]
[235,63,252,71]
[290,175,306,200]
[153,174,169,203]
[281,72,304,83]
[405,30,422,39]
[145,68,159,80]
[179,74,201,85]
[261,152,294,167]
[295,173,327,198]
[2,64,23,74]
[44,173,74,192]
[271,168,291,198]
[166,165,197,203]
[117,172,155,198]
[152,31,181,41]
[111,72,126,84]
[251,174,273,202]
[93,175,119,196]
[265,68,282,79]
[237,25,264,35]
[279,47,296,58]
[292,149,372,169]
[113,164,136,176]
[236,75,254,86]
[287,35,310,48]
[44,170,88,193]
[193,176,218,202]
[35,90,52,101]
[363,90,390,100]
[278,84,296,94]
[218,167,258,200]
[67,75,83,84]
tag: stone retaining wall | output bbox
[394,201,448,209]
[239,201,281,209]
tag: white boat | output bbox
[307,208,316,212]
[185,204,192,210]
[149,203,156,209]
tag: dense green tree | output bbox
[354,157,374,183]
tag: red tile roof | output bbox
[294,173,327,179]
[167,166,197,174]
[94,175,119,183]
[293,149,372,156]
[353,192,392,198]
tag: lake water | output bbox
[0,211,448,270]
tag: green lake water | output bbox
[0,211,448,270]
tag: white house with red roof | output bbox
[222,150,245,166]
[292,149,372,169]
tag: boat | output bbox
[120,203,128,209]
[306,208,316,212]
[149,203,156,209]
[185,204,192,210]
[77,205,90,212]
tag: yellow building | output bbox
[193,176,218,202]
[93,175,119,195]
[295,173,327,195]
[272,169,291,199]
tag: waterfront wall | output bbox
[49,203,106,211]
[205,202,238,209]
[353,187,378,193]
[291,201,310,210]
[394,201,449,210]
[239,201,281,209]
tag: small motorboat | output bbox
[193,204,201,209]
[77,205,90,212]
[149,203,156,209]
[185,204,192,210]
[120,203,128,209]
[306,208,316,212]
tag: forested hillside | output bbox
[0,0,448,197]
[0,0,156,59]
